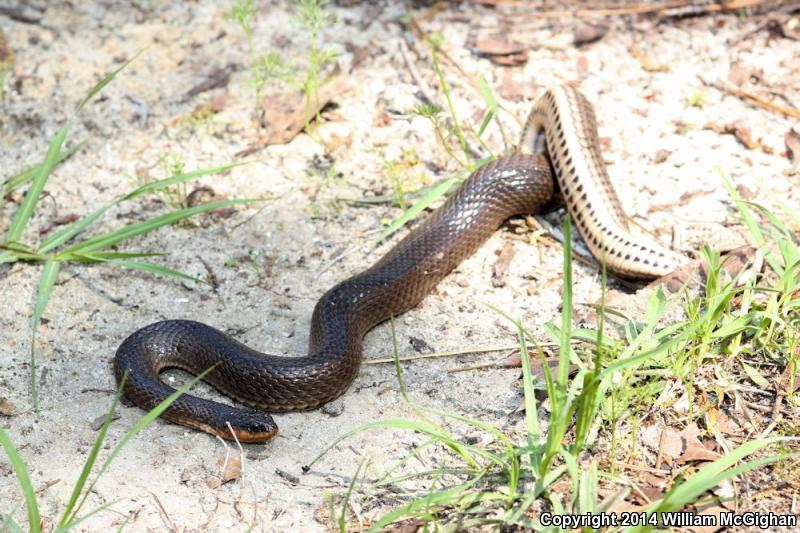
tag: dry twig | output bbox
[476,0,795,18]
[699,76,800,119]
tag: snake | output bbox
[114,84,687,443]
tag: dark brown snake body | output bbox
[115,85,687,442]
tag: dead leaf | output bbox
[0,397,16,416]
[651,245,759,294]
[239,77,350,154]
[676,423,720,463]
[652,149,671,163]
[631,483,665,505]
[574,21,609,46]
[345,42,370,71]
[736,184,757,200]
[187,186,236,220]
[218,453,242,483]
[629,41,669,73]
[707,408,745,435]
[704,121,761,150]
[498,69,535,100]
[785,128,800,161]
[210,89,229,113]
[488,53,528,66]
[492,240,516,287]
[475,38,528,56]
[727,62,763,87]
[732,126,758,149]
[641,425,684,459]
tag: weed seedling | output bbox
[226,0,338,137]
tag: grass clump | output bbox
[308,209,798,530]
[226,0,338,136]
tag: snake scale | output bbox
[115,85,687,442]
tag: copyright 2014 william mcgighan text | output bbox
[538,511,797,529]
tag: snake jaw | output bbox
[218,407,280,443]
[228,423,279,444]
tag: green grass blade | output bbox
[66,251,167,261]
[347,179,457,205]
[477,75,498,138]
[506,464,567,524]
[38,204,113,253]
[75,53,140,113]
[39,162,248,254]
[6,124,71,243]
[304,419,486,473]
[56,375,128,530]
[375,176,458,244]
[30,258,60,412]
[777,198,800,228]
[650,438,791,513]
[516,322,540,450]
[1,514,25,533]
[338,456,368,532]
[67,367,214,524]
[120,161,249,201]
[60,199,257,255]
[6,53,138,243]
[0,250,17,263]
[718,168,782,274]
[0,428,41,533]
[56,500,118,533]
[368,477,487,531]
[375,157,493,244]
[558,216,573,386]
[103,258,205,283]
[1,141,85,198]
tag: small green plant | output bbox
[225,0,267,124]
[226,0,338,136]
[157,153,190,209]
[383,148,429,210]
[181,105,217,130]
[292,0,338,136]
[686,90,707,108]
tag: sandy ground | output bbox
[1,1,798,531]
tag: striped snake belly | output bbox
[521,84,687,280]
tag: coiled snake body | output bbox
[115,85,687,442]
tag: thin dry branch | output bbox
[475,0,797,18]
[699,76,800,119]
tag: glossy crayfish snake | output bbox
[115,84,688,442]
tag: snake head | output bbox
[224,410,279,443]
